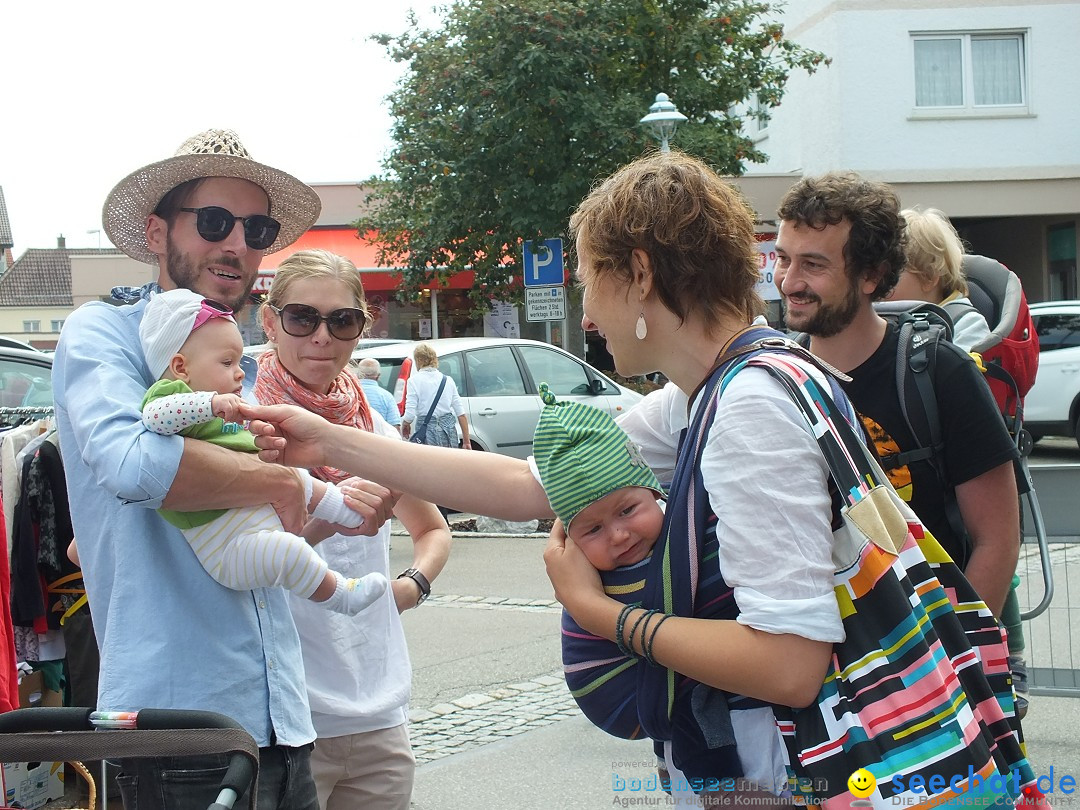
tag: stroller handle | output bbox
[0,707,258,810]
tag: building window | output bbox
[913,31,1026,112]
[22,320,40,333]
[51,319,65,332]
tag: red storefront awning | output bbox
[257,227,476,293]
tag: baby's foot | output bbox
[321,571,388,615]
[311,484,365,529]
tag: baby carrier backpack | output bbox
[942,254,1040,421]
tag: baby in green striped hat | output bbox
[533,382,665,571]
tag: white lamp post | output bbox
[639,92,688,152]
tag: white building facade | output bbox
[741,0,1080,302]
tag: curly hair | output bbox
[569,151,764,332]
[777,173,906,300]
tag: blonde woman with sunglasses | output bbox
[256,249,451,810]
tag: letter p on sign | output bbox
[523,238,564,287]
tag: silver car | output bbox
[357,338,642,458]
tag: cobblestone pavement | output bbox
[408,671,578,764]
[422,593,561,614]
[407,593,577,764]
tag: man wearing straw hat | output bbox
[53,130,395,810]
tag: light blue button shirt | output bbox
[53,295,314,747]
[358,377,402,427]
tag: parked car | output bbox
[1025,300,1080,447]
[360,338,642,458]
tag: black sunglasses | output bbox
[270,303,368,341]
[179,206,281,251]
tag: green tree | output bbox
[361,0,827,308]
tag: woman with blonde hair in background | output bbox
[256,249,451,810]
[402,342,470,449]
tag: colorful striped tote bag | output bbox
[726,349,1038,808]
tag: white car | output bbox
[1025,300,1080,447]
[361,337,643,458]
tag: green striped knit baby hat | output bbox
[533,383,663,528]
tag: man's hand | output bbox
[212,393,245,424]
[269,467,308,534]
[340,477,401,536]
[240,402,333,468]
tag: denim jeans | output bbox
[116,744,319,810]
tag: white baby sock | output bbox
[312,483,365,529]
[321,571,389,616]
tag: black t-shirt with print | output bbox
[839,321,1018,567]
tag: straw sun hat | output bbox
[102,129,322,265]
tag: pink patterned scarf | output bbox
[254,350,373,484]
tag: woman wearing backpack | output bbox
[401,343,470,449]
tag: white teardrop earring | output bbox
[635,312,648,340]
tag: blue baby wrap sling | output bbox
[562,327,855,783]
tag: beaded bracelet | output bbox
[644,613,671,666]
[614,604,637,657]
[626,608,654,658]
[633,609,658,657]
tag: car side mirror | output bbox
[589,377,607,395]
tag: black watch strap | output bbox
[397,568,431,605]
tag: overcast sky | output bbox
[1,1,442,254]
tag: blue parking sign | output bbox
[523,238,564,287]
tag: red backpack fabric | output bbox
[947,255,1040,417]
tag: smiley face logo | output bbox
[848,768,876,799]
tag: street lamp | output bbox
[639,92,688,153]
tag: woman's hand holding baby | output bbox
[544,519,607,623]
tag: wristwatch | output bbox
[397,568,431,606]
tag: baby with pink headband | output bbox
[138,288,386,615]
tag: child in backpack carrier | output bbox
[889,208,992,352]
[534,384,775,797]
[138,288,388,615]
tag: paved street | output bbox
[392,525,1080,809]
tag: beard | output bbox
[165,234,252,312]
[783,282,861,338]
